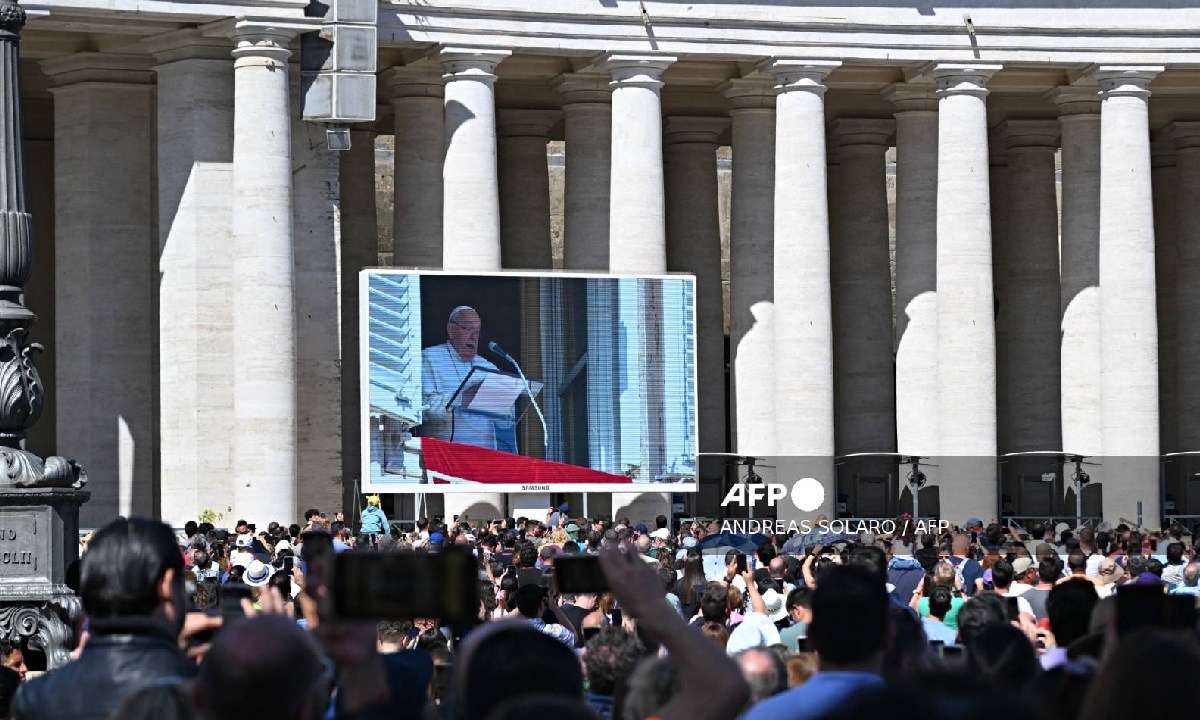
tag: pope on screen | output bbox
[419,305,517,453]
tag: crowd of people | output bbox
[3,502,1200,720]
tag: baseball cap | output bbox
[235,534,252,548]
[429,532,446,544]
[965,518,983,529]
[558,503,569,513]
[682,536,698,549]
[1011,557,1034,576]
[650,528,670,541]
[635,523,648,534]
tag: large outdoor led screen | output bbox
[361,270,698,494]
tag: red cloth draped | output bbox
[420,437,633,485]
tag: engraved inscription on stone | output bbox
[0,513,38,576]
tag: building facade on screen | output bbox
[22,0,1200,528]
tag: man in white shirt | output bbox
[419,306,516,452]
[1007,557,1035,596]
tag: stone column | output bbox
[498,109,560,269]
[229,27,299,526]
[604,54,675,523]
[932,64,1002,523]
[148,31,236,526]
[438,47,510,271]
[830,119,895,455]
[1096,66,1163,522]
[989,133,1011,458]
[1000,121,1063,453]
[605,54,675,274]
[1174,123,1200,453]
[384,65,443,268]
[44,53,157,526]
[766,59,840,521]
[340,129,379,525]
[436,48,510,521]
[886,84,939,462]
[1153,131,1180,509]
[556,72,611,271]
[1054,87,1103,459]
[720,79,775,461]
[665,117,729,460]
[1153,129,1179,454]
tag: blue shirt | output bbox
[922,617,958,646]
[742,671,884,720]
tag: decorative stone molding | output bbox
[40,52,156,87]
[718,77,775,111]
[554,71,611,106]
[382,64,444,100]
[434,46,511,82]
[883,82,938,113]
[602,53,675,89]
[1050,85,1101,117]
[830,117,895,147]
[663,116,729,145]
[761,59,840,95]
[496,108,561,139]
[144,28,233,65]
[1091,65,1162,98]
[929,63,1002,98]
[999,119,1061,150]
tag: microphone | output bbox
[487,340,548,452]
[487,340,514,360]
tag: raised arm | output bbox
[600,549,749,720]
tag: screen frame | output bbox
[359,268,700,495]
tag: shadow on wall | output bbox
[613,492,670,527]
[460,499,505,524]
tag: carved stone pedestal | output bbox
[0,489,89,669]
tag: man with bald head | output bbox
[195,615,330,720]
[419,306,516,451]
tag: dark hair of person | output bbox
[848,546,888,585]
[517,543,538,568]
[928,585,953,620]
[757,543,777,565]
[675,557,707,607]
[808,566,889,665]
[621,657,678,720]
[956,593,1009,647]
[1037,557,1062,584]
[700,582,730,623]
[184,521,198,537]
[1067,550,1086,573]
[584,626,644,696]
[881,606,935,681]
[513,584,545,617]
[462,626,583,720]
[1046,579,1098,648]
[1167,542,1185,566]
[1078,630,1200,718]
[80,517,185,619]
[786,586,812,612]
[378,620,412,646]
[991,560,1013,589]
[963,624,1039,690]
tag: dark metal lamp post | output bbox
[0,0,90,671]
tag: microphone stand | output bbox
[496,349,549,453]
